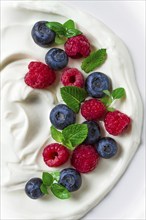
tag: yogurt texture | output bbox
[1,1,143,219]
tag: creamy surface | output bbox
[1,1,143,220]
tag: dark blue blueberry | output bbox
[50,104,76,130]
[95,137,118,159]
[25,178,44,199]
[45,48,68,70]
[85,72,111,98]
[31,21,56,47]
[83,121,101,144]
[59,168,82,192]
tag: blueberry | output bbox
[50,104,76,130]
[31,21,56,47]
[59,168,82,192]
[85,72,111,98]
[25,178,44,199]
[95,137,118,159]
[45,48,68,70]
[83,121,101,144]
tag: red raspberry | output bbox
[64,34,90,58]
[61,68,84,88]
[43,143,69,167]
[24,61,56,89]
[104,110,131,136]
[81,98,106,120]
[71,144,100,173]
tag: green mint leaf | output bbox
[42,172,53,186]
[103,90,111,97]
[81,49,107,73]
[101,96,112,106]
[51,126,64,143]
[46,22,66,35]
[63,19,75,29]
[40,184,49,195]
[60,86,87,113]
[111,88,126,99]
[55,34,66,45]
[62,124,88,150]
[50,171,60,182]
[51,183,70,199]
[107,107,115,112]
[65,28,82,38]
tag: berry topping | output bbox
[85,72,111,98]
[71,144,99,173]
[31,21,56,47]
[83,121,101,144]
[95,137,118,159]
[24,61,56,89]
[50,104,76,130]
[25,178,44,199]
[64,34,90,58]
[43,143,69,167]
[61,68,84,88]
[104,110,131,136]
[45,48,68,70]
[59,168,82,192]
[81,98,106,121]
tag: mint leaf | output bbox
[42,172,53,186]
[50,171,60,182]
[65,28,82,38]
[55,34,66,45]
[46,22,66,35]
[62,124,88,150]
[40,184,49,195]
[63,19,75,29]
[81,49,107,73]
[111,88,126,99]
[51,126,64,143]
[101,96,112,106]
[60,86,87,113]
[103,90,111,97]
[107,107,115,112]
[51,183,70,199]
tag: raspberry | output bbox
[104,110,131,136]
[71,144,100,173]
[24,61,56,89]
[64,34,90,58]
[42,143,69,167]
[61,68,84,88]
[81,98,106,120]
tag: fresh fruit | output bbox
[85,72,111,98]
[25,178,44,199]
[104,110,131,136]
[59,168,82,192]
[71,144,99,173]
[61,68,84,88]
[45,48,68,70]
[95,137,118,159]
[43,143,69,167]
[50,104,76,130]
[31,21,56,47]
[81,98,106,120]
[64,34,90,58]
[83,121,101,144]
[24,61,56,89]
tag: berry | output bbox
[24,61,56,89]
[25,178,44,199]
[71,144,99,173]
[45,48,68,70]
[50,104,76,130]
[81,98,106,121]
[85,72,111,98]
[64,34,90,58]
[83,121,101,144]
[104,110,131,136]
[61,68,84,88]
[43,143,69,167]
[59,168,82,192]
[31,21,56,47]
[95,137,118,159]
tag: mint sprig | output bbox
[81,49,107,73]
[60,86,87,113]
[51,183,70,199]
[101,87,126,111]
[51,124,88,150]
